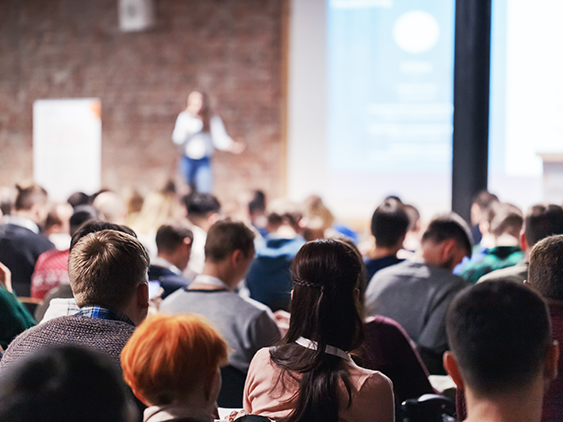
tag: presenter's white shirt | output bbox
[172,112,233,159]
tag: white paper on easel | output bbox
[33,98,102,202]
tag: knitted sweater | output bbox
[0,315,135,373]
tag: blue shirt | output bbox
[74,306,135,327]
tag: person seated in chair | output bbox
[149,220,193,299]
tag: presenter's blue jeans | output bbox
[180,156,212,193]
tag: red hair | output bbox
[121,313,228,405]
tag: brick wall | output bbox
[0,0,284,208]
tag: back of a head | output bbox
[69,206,99,237]
[92,191,126,224]
[489,203,523,239]
[155,220,193,254]
[525,204,563,247]
[69,220,137,252]
[183,192,221,218]
[370,200,410,248]
[267,198,303,231]
[421,213,473,257]
[287,239,364,352]
[121,313,228,406]
[14,183,48,211]
[67,191,91,209]
[205,219,255,262]
[473,190,499,213]
[248,190,266,216]
[529,234,563,301]
[0,345,135,422]
[0,187,16,216]
[68,229,149,310]
[447,281,551,395]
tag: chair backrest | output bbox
[218,365,247,408]
[400,394,456,422]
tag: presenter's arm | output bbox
[172,112,203,145]
[210,116,246,154]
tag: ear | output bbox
[520,230,528,252]
[440,239,456,262]
[354,288,360,301]
[137,281,149,309]
[544,340,560,384]
[444,351,465,390]
[203,368,221,402]
[231,249,243,266]
[183,237,192,247]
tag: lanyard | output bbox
[295,336,351,361]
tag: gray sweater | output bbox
[0,315,135,373]
[161,289,281,373]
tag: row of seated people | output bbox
[0,228,560,422]
[1,182,563,421]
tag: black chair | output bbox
[399,394,456,422]
[218,365,247,408]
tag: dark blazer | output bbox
[0,224,54,297]
[148,265,192,299]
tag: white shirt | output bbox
[172,113,234,159]
[3,215,39,233]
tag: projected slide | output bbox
[327,0,455,174]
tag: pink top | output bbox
[243,347,394,422]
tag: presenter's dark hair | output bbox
[446,281,551,395]
[422,213,473,257]
[529,234,563,301]
[525,204,563,247]
[270,239,364,422]
[370,200,410,248]
[0,345,135,422]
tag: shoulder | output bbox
[348,362,393,394]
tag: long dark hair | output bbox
[270,239,364,422]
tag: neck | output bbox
[464,382,544,422]
[373,244,401,259]
[189,216,212,232]
[494,234,520,247]
[192,262,234,291]
[156,252,180,271]
[13,210,39,225]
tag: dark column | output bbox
[452,0,492,222]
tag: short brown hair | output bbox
[155,220,193,254]
[204,219,255,262]
[422,213,473,257]
[490,203,523,238]
[14,183,48,211]
[529,235,563,301]
[69,230,149,309]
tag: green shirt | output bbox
[0,286,36,350]
[461,246,525,284]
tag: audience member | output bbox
[248,190,268,237]
[0,345,138,422]
[460,203,524,283]
[33,220,137,322]
[43,202,74,250]
[93,190,127,224]
[244,239,394,422]
[161,219,280,406]
[478,204,563,284]
[67,191,91,209]
[0,184,54,297]
[0,186,16,217]
[245,199,306,311]
[365,213,471,374]
[0,229,150,372]
[31,205,98,301]
[399,203,422,256]
[0,262,35,349]
[121,313,228,422]
[526,234,563,421]
[445,281,558,422]
[302,195,334,240]
[365,199,410,283]
[183,192,221,276]
[131,182,182,257]
[149,220,193,299]
[469,190,499,246]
